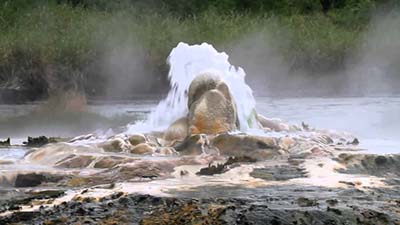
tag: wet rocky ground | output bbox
[1,123,400,224]
[1,148,400,224]
[1,182,399,225]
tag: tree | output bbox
[320,0,332,13]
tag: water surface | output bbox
[256,97,400,154]
[0,96,399,159]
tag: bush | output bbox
[0,0,391,98]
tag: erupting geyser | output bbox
[129,42,258,133]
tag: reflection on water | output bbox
[0,100,157,140]
[0,96,399,155]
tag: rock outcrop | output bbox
[23,136,61,147]
[336,153,400,177]
[188,73,237,135]
[163,117,189,142]
[211,134,280,159]
[257,114,290,132]
[0,138,10,146]
[128,134,146,146]
[14,173,63,188]
[187,73,221,109]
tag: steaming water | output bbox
[0,99,154,142]
[0,96,399,157]
[257,97,400,154]
[131,42,258,133]
[0,147,26,162]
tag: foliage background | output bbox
[0,0,399,99]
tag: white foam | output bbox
[127,42,258,133]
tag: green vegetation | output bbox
[0,0,398,98]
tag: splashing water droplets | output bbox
[128,42,258,133]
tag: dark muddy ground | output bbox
[1,154,400,225]
[1,183,399,225]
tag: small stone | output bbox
[196,163,227,176]
[297,197,318,207]
[127,134,146,146]
[349,138,359,145]
[326,199,339,206]
[301,122,310,131]
[375,155,387,166]
[163,117,189,142]
[0,138,10,146]
[130,143,154,155]
[327,207,342,215]
[100,138,129,152]
[258,115,289,132]
[155,147,178,156]
[173,134,205,155]
[180,170,189,176]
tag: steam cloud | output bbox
[345,10,400,96]
[228,9,400,97]
[89,18,159,99]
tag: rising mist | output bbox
[228,9,400,97]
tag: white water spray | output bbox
[129,42,258,133]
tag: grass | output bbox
[0,1,397,96]
[0,5,362,67]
